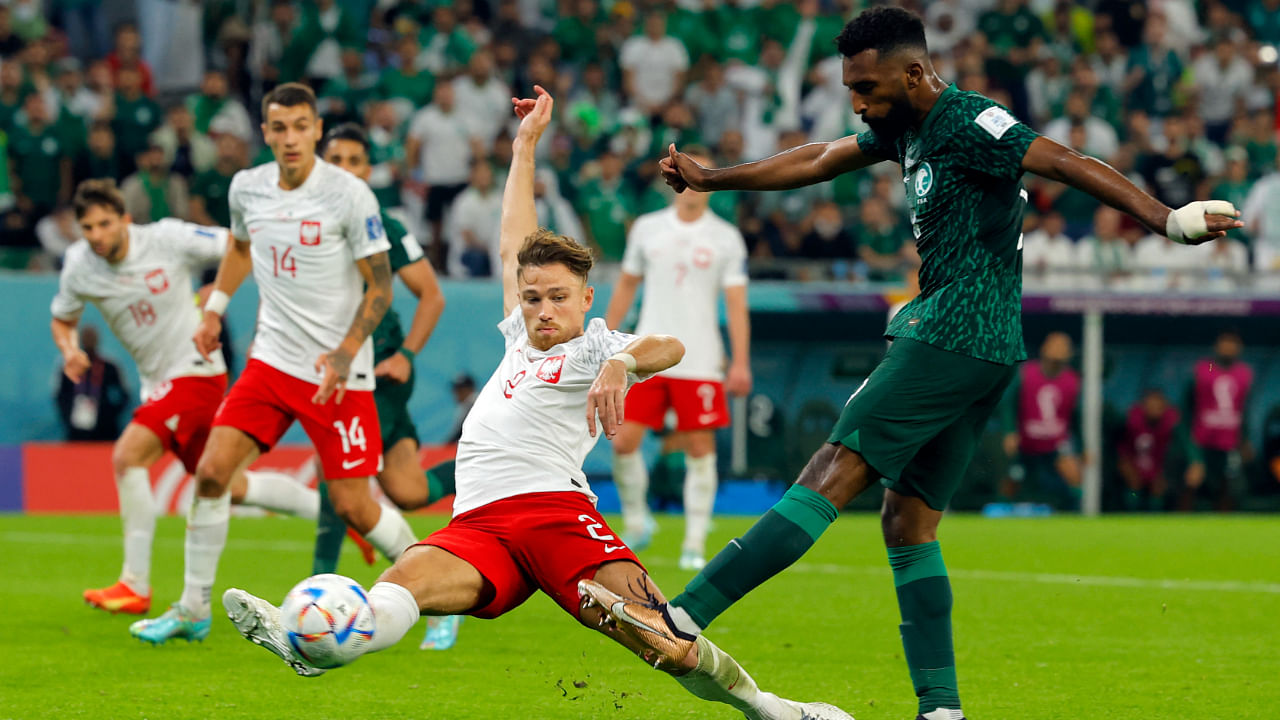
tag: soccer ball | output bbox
[280,574,376,668]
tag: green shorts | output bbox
[374,368,419,449]
[827,338,1016,510]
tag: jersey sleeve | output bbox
[497,305,527,349]
[383,213,424,273]
[344,181,392,262]
[158,219,228,267]
[950,98,1039,182]
[620,218,647,276]
[228,172,248,240]
[854,128,897,162]
[50,262,84,320]
[572,318,646,384]
[720,227,748,288]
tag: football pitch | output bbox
[4,511,1277,719]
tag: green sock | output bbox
[426,460,456,504]
[671,484,837,630]
[312,483,344,575]
[889,541,960,714]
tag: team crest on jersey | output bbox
[365,215,384,242]
[300,220,322,246]
[692,246,713,270]
[536,356,565,384]
[145,268,169,294]
[914,162,934,197]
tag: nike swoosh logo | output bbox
[612,602,672,638]
[341,459,364,470]
[603,544,625,553]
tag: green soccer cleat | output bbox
[419,614,464,650]
[128,603,211,645]
[222,588,325,678]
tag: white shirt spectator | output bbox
[453,74,513,144]
[1074,234,1137,291]
[1183,238,1250,292]
[1022,228,1077,290]
[407,105,472,186]
[1191,51,1254,125]
[619,34,689,110]
[304,4,344,81]
[1130,234,1199,292]
[1243,172,1280,282]
[445,184,503,278]
[1043,116,1119,161]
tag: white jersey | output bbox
[452,308,642,516]
[229,159,390,391]
[621,206,747,381]
[50,220,229,399]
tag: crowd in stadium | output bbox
[1,0,1278,286]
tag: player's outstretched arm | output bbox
[1021,136,1243,245]
[194,235,252,361]
[50,317,89,383]
[723,285,752,397]
[500,86,554,316]
[587,334,685,439]
[375,258,445,384]
[660,134,880,194]
[314,251,393,405]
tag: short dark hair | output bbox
[517,229,593,282]
[320,122,370,156]
[835,7,928,59]
[261,81,317,119]
[73,178,126,219]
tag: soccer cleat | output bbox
[622,515,658,552]
[128,603,211,645]
[345,525,377,566]
[783,700,856,720]
[577,579,694,669]
[677,550,706,571]
[916,711,965,720]
[419,614,464,650]
[222,588,325,677]
[84,581,151,615]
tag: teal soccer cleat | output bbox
[420,614,464,650]
[129,603,211,645]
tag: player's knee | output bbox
[193,453,235,496]
[327,482,373,523]
[111,440,146,477]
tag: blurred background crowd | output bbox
[0,0,1278,289]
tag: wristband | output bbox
[1165,200,1237,244]
[205,289,230,316]
[608,352,637,373]
[397,346,416,363]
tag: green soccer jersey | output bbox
[371,211,424,364]
[191,167,235,227]
[856,84,1039,365]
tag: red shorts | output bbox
[420,491,644,619]
[213,359,382,479]
[131,374,228,473]
[625,376,730,432]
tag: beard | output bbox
[862,95,916,140]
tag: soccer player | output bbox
[604,152,752,569]
[592,9,1243,720]
[222,87,851,720]
[51,179,320,616]
[127,82,418,644]
[314,123,462,650]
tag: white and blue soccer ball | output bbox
[280,573,376,668]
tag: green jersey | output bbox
[371,211,424,364]
[857,85,1038,365]
[191,167,235,227]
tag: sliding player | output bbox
[128,82,417,644]
[593,8,1243,720]
[51,179,319,616]
[222,87,852,720]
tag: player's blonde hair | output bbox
[517,228,594,282]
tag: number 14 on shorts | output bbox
[333,418,367,455]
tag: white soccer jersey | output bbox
[50,220,229,399]
[451,308,643,516]
[229,159,390,391]
[621,206,747,381]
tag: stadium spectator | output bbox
[445,372,477,444]
[11,92,72,230]
[295,0,362,88]
[0,6,27,59]
[110,66,161,178]
[53,58,100,124]
[1191,32,1254,146]
[120,144,189,224]
[74,119,119,185]
[378,33,434,124]
[1117,388,1202,511]
[0,59,26,132]
[855,195,913,281]
[1185,331,1254,511]
[1075,206,1136,291]
[1243,150,1280,284]
[620,11,690,118]
[1248,0,1280,43]
[1002,332,1082,510]
[1022,211,1077,290]
[407,79,475,267]
[105,22,153,97]
[445,159,502,278]
[55,0,108,63]
[248,0,298,91]
[1124,12,1184,119]
[363,101,407,212]
[799,200,857,270]
[189,133,247,229]
[1044,90,1119,160]
[186,69,253,145]
[319,48,377,128]
[685,60,739,150]
[416,3,478,75]
[54,324,127,442]
[575,148,633,262]
[454,48,512,146]
[34,205,79,268]
[150,104,214,181]
[1137,114,1204,209]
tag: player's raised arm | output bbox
[1021,135,1243,245]
[660,133,881,194]
[587,334,685,439]
[500,86,553,316]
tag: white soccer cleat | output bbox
[782,699,856,720]
[222,588,325,678]
[678,550,706,571]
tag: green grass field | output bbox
[4,511,1278,719]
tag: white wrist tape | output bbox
[608,352,637,373]
[1166,200,1236,244]
[205,289,230,316]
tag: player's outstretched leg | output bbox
[327,476,417,561]
[223,588,326,677]
[578,564,854,720]
[234,469,320,520]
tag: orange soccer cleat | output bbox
[84,581,151,615]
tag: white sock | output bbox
[666,605,705,638]
[920,709,965,720]
[675,635,797,720]
[682,453,718,555]
[179,492,230,619]
[240,470,319,520]
[366,581,420,653]
[612,450,650,536]
[117,466,156,595]
[363,503,417,561]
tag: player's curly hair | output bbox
[73,178,126,219]
[518,229,594,282]
[835,6,928,59]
